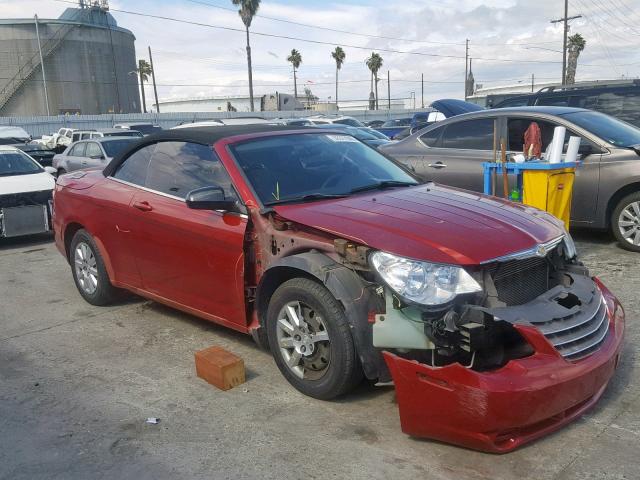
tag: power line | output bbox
[49,0,597,66]
[186,0,561,48]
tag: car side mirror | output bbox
[578,144,594,156]
[44,166,57,176]
[186,186,238,212]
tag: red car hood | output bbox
[273,184,565,265]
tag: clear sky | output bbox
[2,0,639,106]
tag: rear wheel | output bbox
[612,192,640,252]
[70,229,119,305]
[266,278,362,399]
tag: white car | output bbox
[171,117,271,129]
[0,146,56,238]
[305,115,365,127]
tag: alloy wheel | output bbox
[618,201,640,247]
[74,242,98,295]
[276,300,331,380]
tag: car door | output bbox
[421,117,497,191]
[82,141,105,169]
[506,116,602,225]
[128,140,248,328]
[96,144,159,288]
[65,142,86,171]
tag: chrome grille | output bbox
[528,292,609,361]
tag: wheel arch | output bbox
[64,223,117,284]
[255,251,386,380]
[606,182,640,227]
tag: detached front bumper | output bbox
[383,278,624,453]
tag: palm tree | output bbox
[331,46,345,109]
[565,33,586,85]
[232,0,261,111]
[366,52,383,110]
[136,59,152,113]
[287,49,302,98]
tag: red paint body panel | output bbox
[274,184,564,265]
[384,280,624,453]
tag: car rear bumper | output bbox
[383,277,624,453]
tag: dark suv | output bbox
[493,80,640,127]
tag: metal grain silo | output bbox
[0,1,140,116]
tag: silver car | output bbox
[53,137,140,175]
[380,106,640,251]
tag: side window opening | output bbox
[70,142,86,157]
[419,126,444,147]
[507,118,594,155]
[144,141,239,201]
[441,118,495,150]
[113,143,156,186]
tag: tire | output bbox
[611,192,640,252]
[266,278,362,400]
[69,229,119,305]
[57,168,67,177]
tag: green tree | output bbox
[232,0,261,111]
[366,52,383,110]
[331,46,346,109]
[565,33,586,85]
[136,59,152,113]
[287,49,303,99]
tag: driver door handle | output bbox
[133,200,153,212]
[428,162,447,169]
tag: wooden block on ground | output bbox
[195,346,245,391]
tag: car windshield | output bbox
[101,139,139,157]
[0,151,42,176]
[230,133,419,205]
[366,129,390,140]
[563,111,640,148]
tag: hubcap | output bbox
[276,301,330,380]
[619,201,640,246]
[74,242,98,295]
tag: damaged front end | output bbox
[355,235,625,453]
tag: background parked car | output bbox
[0,126,56,167]
[380,106,640,251]
[0,146,56,238]
[304,115,365,127]
[493,80,640,127]
[53,137,140,175]
[71,129,144,142]
[113,123,162,135]
[311,124,391,149]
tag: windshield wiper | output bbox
[265,193,348,206]
[349,180,418,194]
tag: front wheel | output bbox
[612,192,640,252]
[266,278,362,400]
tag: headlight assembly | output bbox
[562,230,577,259]
[370,251,482,306]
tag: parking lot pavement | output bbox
[0,231,638,480]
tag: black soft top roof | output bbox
[102,124,308,177]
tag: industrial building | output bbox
[0,0,140,116]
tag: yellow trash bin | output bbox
[522,168,575,229]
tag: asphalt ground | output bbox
[0,230,638,480]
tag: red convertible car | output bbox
[53,125,624,452]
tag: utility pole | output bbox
[387,70,391,110]
[148,46,160,113]
[531,73,535,92]
[34,15,50,116]
[421,73,424,109]
[464,39,469,100]
[551,0,581,84]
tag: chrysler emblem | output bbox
[536,245,548,257]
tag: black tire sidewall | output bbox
[266,278,360,400]
[612,192,640,252]
[69,229,116,305]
